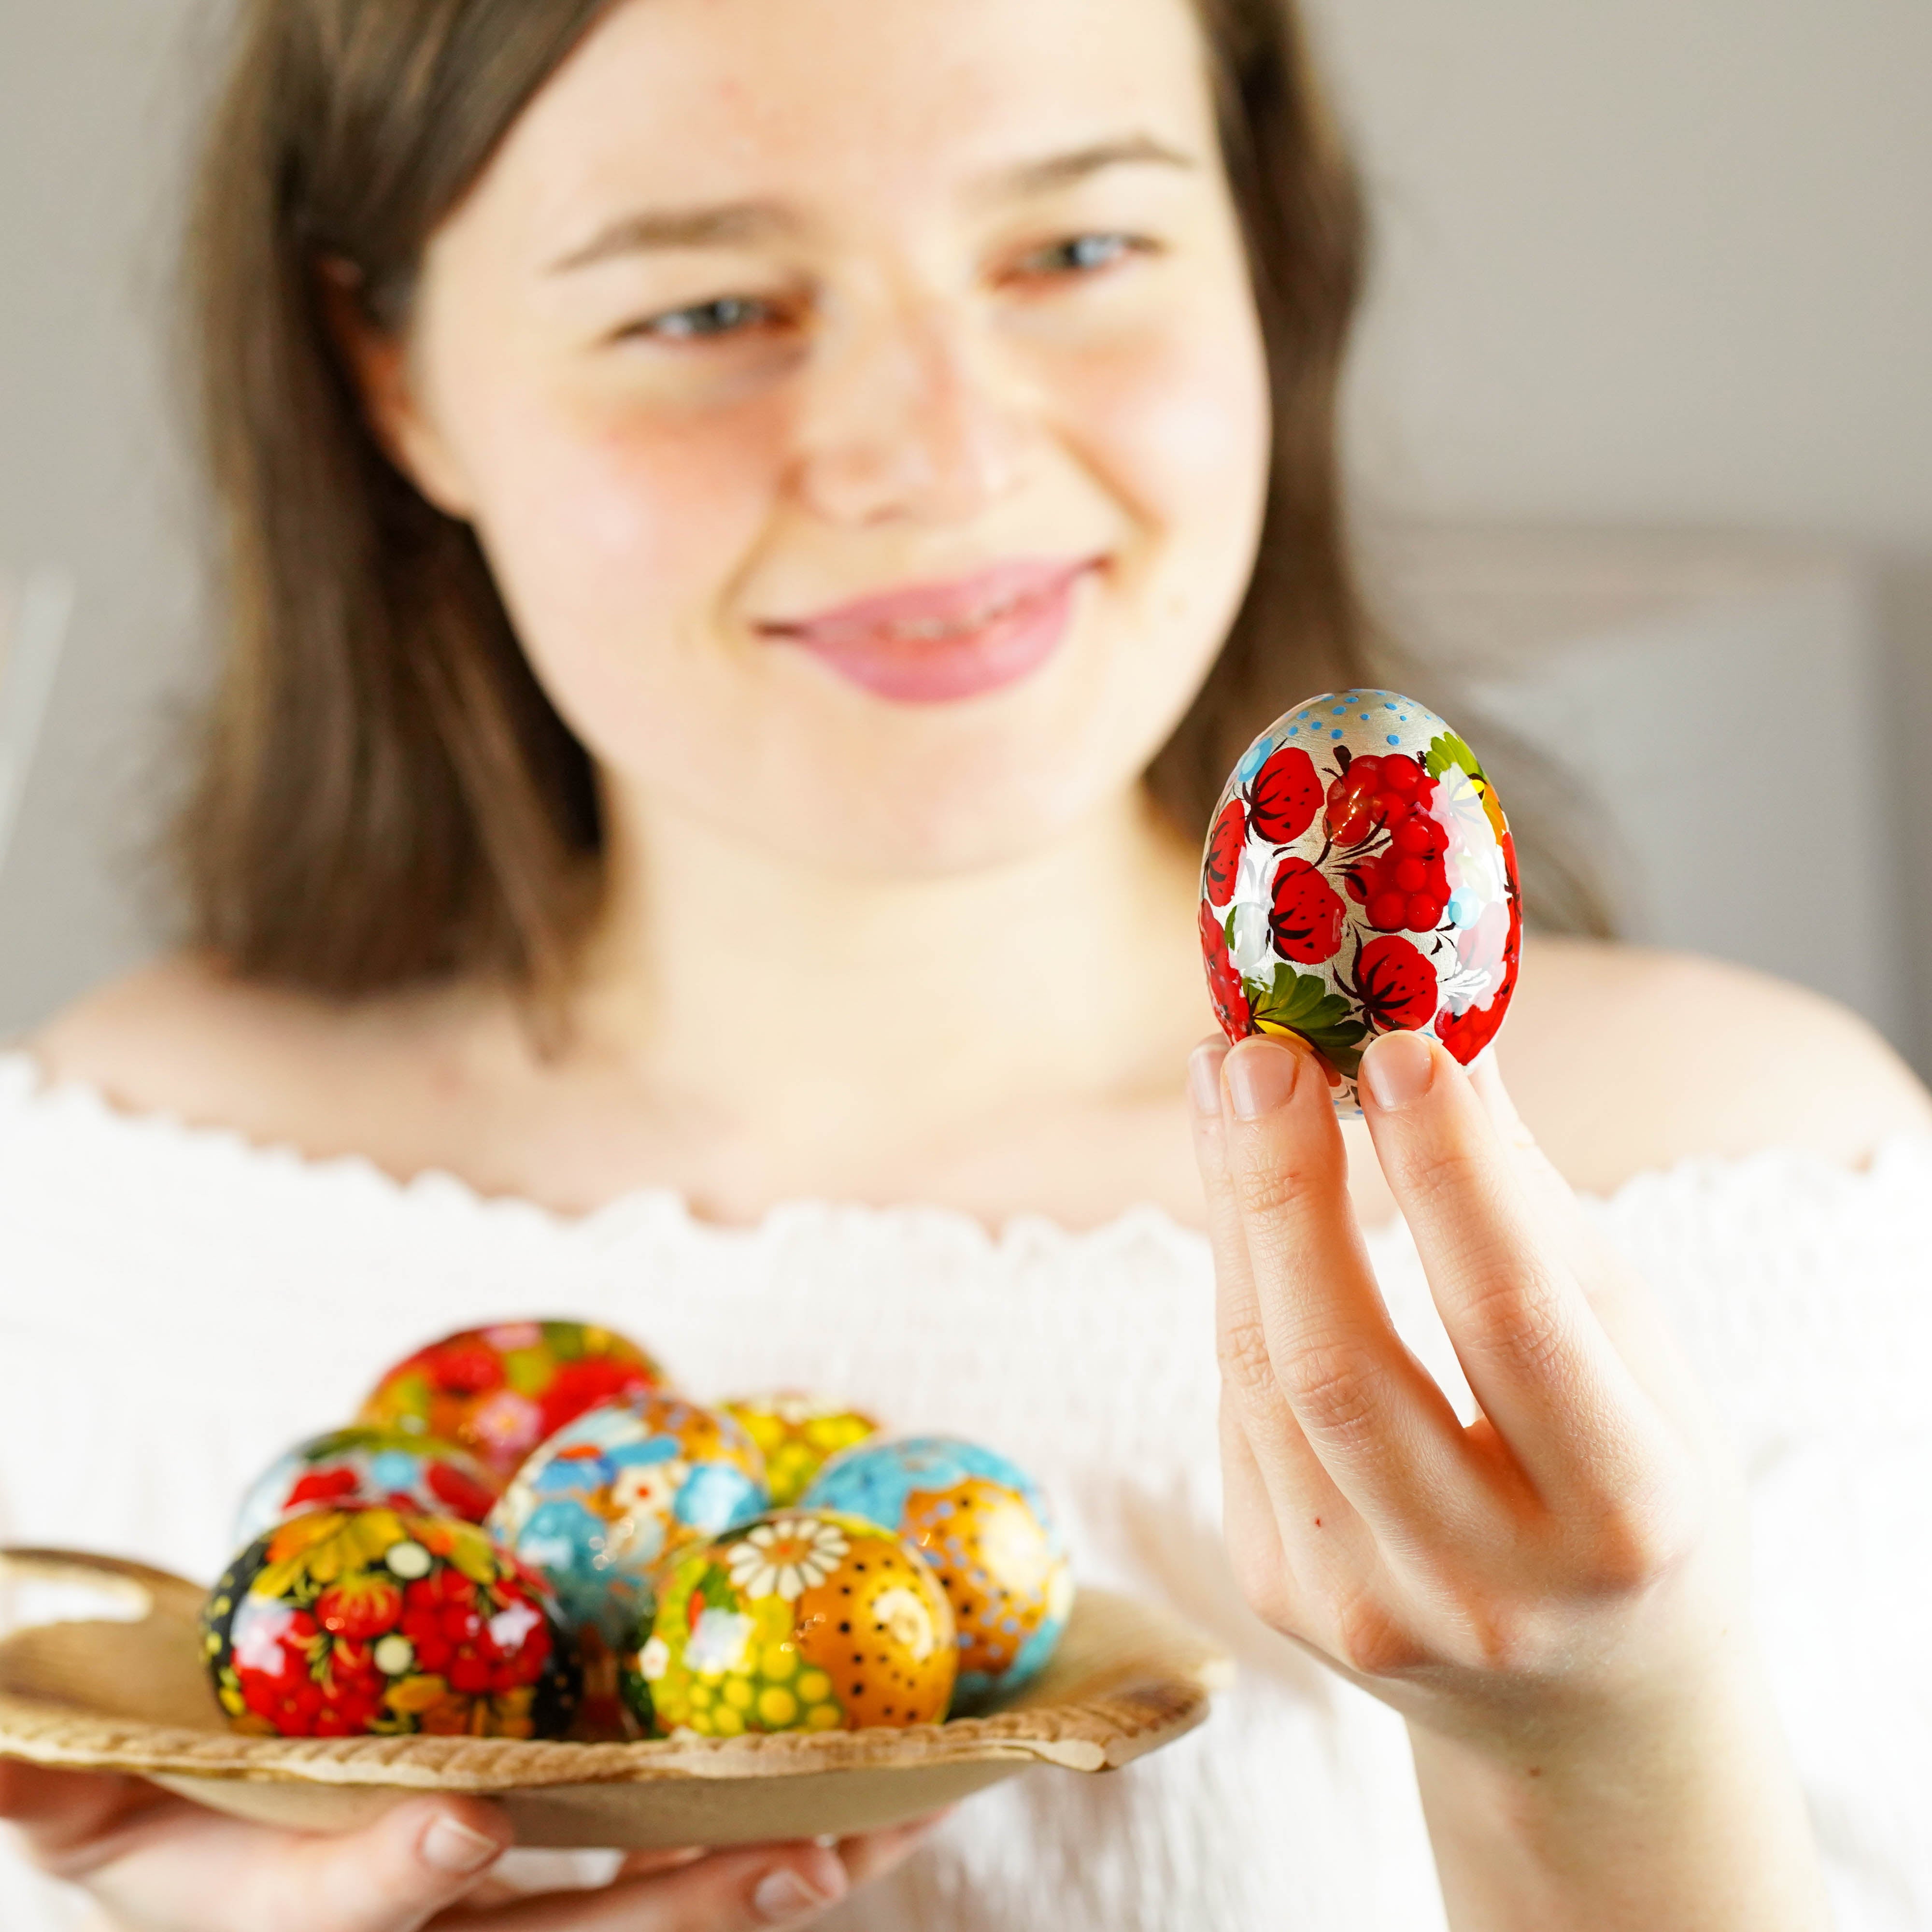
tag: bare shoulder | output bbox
[1500,935,1932,1196]
[25,953,495,1167]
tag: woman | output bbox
[2,0,1927,1926]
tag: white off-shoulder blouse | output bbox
[0,1050,1926,1931]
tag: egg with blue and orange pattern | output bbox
[802,1435,1073,1711]
[234,1426,502,1547]
[487,1392,768,1651]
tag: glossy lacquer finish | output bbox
[1199,689,1520,1112]
[359,1321,668,1482]
[488,1393,768,1655]
[201,1506,578,1740]
[629,1509,956,1737]
[804,1436,1073,1713]
[233,1427,502,1548]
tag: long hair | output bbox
[175,0,1608,996]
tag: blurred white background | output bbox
[2,0,1929,1070]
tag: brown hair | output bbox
[176,0,1606,995]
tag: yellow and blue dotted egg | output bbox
[802,1436,1073,1711]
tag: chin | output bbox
[753,743,1136,881]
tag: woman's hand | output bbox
[0,1760,936,1932]
[1190,1027,1831,1932]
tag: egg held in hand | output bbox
[233,1426,501,1547]
[802,1436,1073,1712]
[1200,688,1521,1112]
[626,1510,956,1737]
[722,1392,881,1507]
[357,1319,668,1481]
[201,1506,580,1740]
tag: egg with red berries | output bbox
[1200,690,1520,1110]
[200,1506,579,1740]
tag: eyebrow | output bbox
[547,132,1199,276]
[980,132,1199,200]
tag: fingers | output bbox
[439,1837,857,1930]
[833,1811,952,1887]
[1190,1039,1354,1542]
[1197,1034,1475,1541]
[0,1762,180,1865]
[259,1798,514,1932]
[33,1788,511,1932]
[1359,1032,1663,1497]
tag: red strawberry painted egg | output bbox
[1200,690,1520,1110]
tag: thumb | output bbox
[252,1798,513,1932]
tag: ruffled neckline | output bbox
[1,1046,1926,1261]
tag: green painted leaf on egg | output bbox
[1423,731,1486,784]
[1248,966,1369,1078]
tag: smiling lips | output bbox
[758,557,1097,704]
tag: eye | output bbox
[623,295,782,342]
[1013,232,1152,281]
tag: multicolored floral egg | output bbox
[802,1436,1073,1711]
[357,1320,668,1480]
[1199,689,1521,1111]
[233,1427,502,1548]
[626,1509,956,1737]
[201,1506,579,1740]
[721,1392,881,1507]
[487,1393,768,1649]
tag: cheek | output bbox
[1058,294,1273,728]
[455,388,781,726]
[1088,309,1271,566]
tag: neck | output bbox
[568,781,1205,1152]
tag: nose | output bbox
[791,292,1027,527]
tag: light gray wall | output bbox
[1310,0,1932,1066]
[0,0,215,1033]
[2,0,1929,1066]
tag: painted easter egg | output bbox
[357,1320,668,1480]
[1199,688,1521,1111]
[488,1392,768,1649]
[721,1392,881,1507]
[201,1506,579,1740]
[802,1435,1073,1711]
[234,1427,502,1548]
[625,1509,956,1737]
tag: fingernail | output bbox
[754,1867,832,1921]
[1224,1038,1304,1120]
[1188,1041,1229,1118]
[420,1814,502,1875]
[1364,1030,1435,1110]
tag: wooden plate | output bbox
[0,1548,1230,1848]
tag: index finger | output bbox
[1213,1034,1484,1545]
[1358,1031,1672,1502]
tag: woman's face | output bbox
[392,0,1271,876]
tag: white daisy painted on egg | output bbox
[726,1517,849,1602]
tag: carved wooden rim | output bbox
[0,1548,1230,1790]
